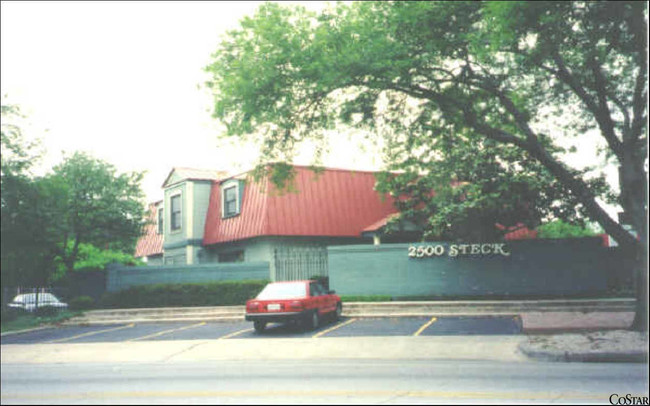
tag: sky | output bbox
[1,1,382,202]
[1,1,619,217]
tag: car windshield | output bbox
[12,293,58,303]
[256,282,306,300]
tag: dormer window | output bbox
[221,180,242,218]
[157,205,164,234]
[170,194,182,231]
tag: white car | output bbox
[8,293,69,312]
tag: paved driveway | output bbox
[1,316,522,345]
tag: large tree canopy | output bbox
[45,152,147,273]
[206,2,648,327]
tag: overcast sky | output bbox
[2,1,618,217]
[1,1,383,202]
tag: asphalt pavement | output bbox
[2,359,648,404]
[1,316,522,345]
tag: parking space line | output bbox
[127,322,206,342]
[218,328,254,340]
[413,317,437,336]
[312,318,357,338]
[46,323,135,344]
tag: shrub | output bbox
[69,296,95,310]
[34,306,62,317]
[1,307,25,322]
[98,280,269,309]
[340,295,392,302]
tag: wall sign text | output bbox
[408,243,511,258]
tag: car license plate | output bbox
[267,304,281,311]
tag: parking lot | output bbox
[1,316,522,345]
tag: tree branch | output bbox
[629,15,648,144]
[550,49,624,159]
[589,55,622,145]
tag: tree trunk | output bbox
[629,242,648,332]
[619,149,648,332]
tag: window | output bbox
[310,282,326,297]
[157,206,163,234]
[223,185,239,217]
[219,250,244,263]
[170,194,181,231]
[256,282,307,300]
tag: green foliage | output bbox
[340,295,392,302]
[52,243,144,280]
[1,104,148,287]
[1,307,24,322]
[68,295,95,311]
[48,152,147,268]
[34,305,63,317]
[537,220,602,239]
[0,310,82,333]
[1,103,59,287]
[205,1,647,249]
[98,280,269,309]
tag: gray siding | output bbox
[144,255,164,266]
[202,236,364,280]
[192,181,213,240]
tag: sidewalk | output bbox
[520,329,648,363]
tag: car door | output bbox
[309,282,325,314]
[320,283,335,313]
[313,282,333,313]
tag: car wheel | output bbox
[253,320,266,333]
[309,310,319,331]
[334,303,342,321]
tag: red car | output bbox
[245,280,342,332]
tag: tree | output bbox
[51,242,143,281]
[2,105,148,294]
[1,103,58,288]
[45,152,147,273]
[205,2,648,329]
[537,220,602,239]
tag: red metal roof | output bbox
[362,213,400,233]
[203,166,399,245]
[134,202,164,257]
[499,222,539,240]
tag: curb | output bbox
[519,346,648,363]
[60,312,524,326]
[1,326,49,337]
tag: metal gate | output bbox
[273,246,328,281]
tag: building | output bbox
[134,201,164,265]
[135,165,408,278]
[134,164,540,278]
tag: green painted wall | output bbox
[202,236,364,280]
[201,238,274,264]
[162,246,187,265]
[329,238,619,297]
[106,262,269,292]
